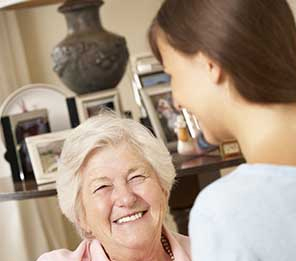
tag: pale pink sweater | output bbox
[37,228,191,261]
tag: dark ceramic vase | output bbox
[52,0,129,94]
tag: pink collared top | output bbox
[37,227,191,261]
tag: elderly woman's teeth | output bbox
[117,212,144,224]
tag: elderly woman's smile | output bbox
[113,210,147,224]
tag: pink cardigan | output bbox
[37,228,191,261]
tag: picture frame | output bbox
[130,52,171,118]
[0,83,73,137]
[220,140,242,159]
[1,109,51,182]
[25,129,71,185]
[75,88,121,122]
[140,86,180,150]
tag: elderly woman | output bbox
[37,112,191,261]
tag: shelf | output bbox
[173,154,245,177]
[0,154,245,202]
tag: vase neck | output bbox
[64,7,103,34]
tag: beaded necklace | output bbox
[161,234,175,260]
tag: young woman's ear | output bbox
[199,52,223,84]
[208,60,222,84]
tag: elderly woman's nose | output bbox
[113,185,137,208]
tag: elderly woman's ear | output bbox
[76,200,95,239]
[77,215,95,239]
[162,186,169,200]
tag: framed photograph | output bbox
[75,88,121,122]
[220,140,242,159]
[140,86,180,150]
[130,53,171,118]
[25,129,71,184]
[1,109,51,182]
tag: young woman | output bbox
[149,0,296,260]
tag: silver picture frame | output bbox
[140,86,179,150]
[75,88,121,122]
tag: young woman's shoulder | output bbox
[191,162,296,227]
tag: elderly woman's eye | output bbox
[129,174,146,182]
[93,185,109,193]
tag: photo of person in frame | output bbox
[151,92,180,142]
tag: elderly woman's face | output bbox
[79,143,167,251]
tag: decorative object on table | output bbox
[196,131,219,153]
[175,114,196,155]
[25,129,71,185]
[51,0,129,94]
[1,109,50,183]
[75,88,121,122]
[220,140,242,159]
[174,114,219,156]
[140,85,179,151]
[180,109,219,154]
[0,83,73,183]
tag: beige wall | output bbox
[15,0,163,119]
[12,0,296,120]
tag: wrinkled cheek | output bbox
[93,221,112,243]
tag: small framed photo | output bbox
[140,86,180,150]
[220,140,242,159]
[75,88,121,122]
[25,129,71,184]
[1,109,51,182]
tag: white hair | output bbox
[57,111,176,237]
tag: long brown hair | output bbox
[149,0,296,103]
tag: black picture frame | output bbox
[1,109,51,182]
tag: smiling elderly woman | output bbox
[37,112,191,261]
